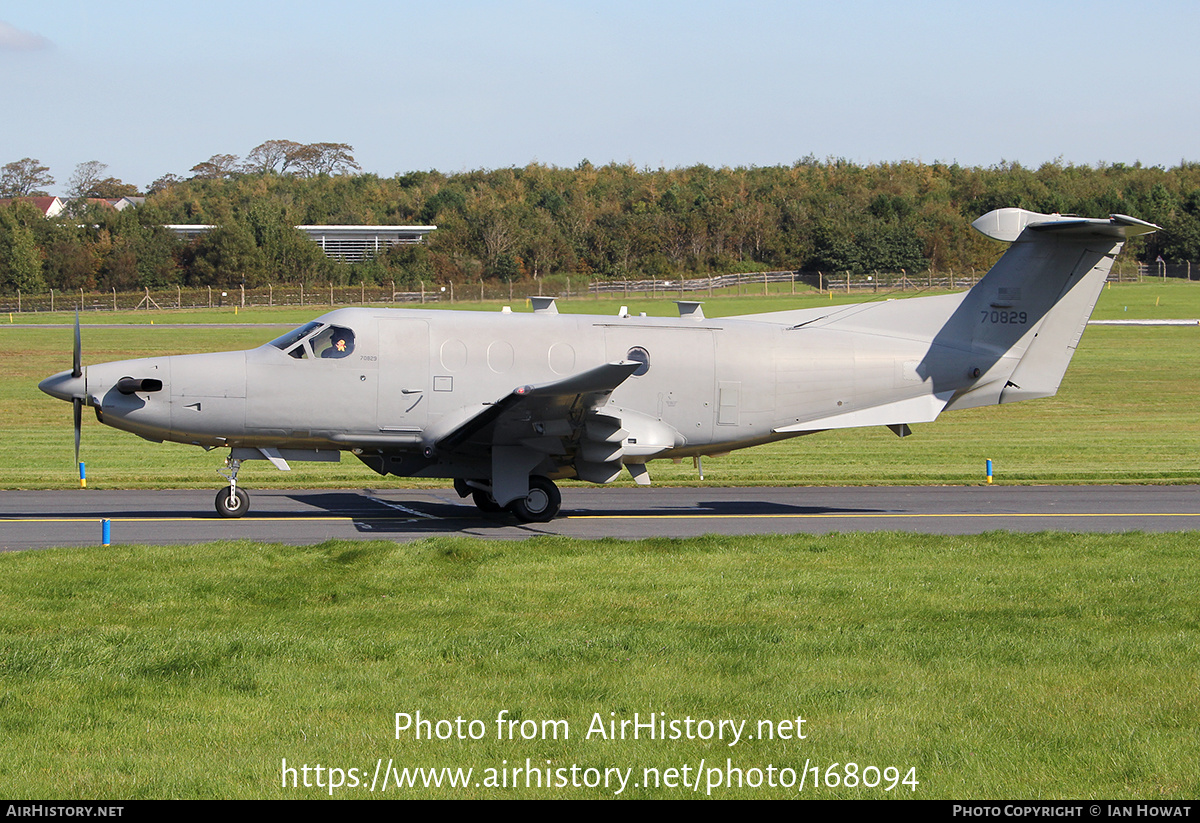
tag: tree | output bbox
[243,139,305,174]
[67,161,108,199]
[291,143,360,177]
[43,236,98,291]
[1161,211,1200,262]
[180,223,264,286]
[243,202,329,284]
[0,158,54,197]
[241,140,360,177]
[0,203,46,293]
[147,174,185,194]
[67,161,140,200]
[189,154,240,180]
[88,178,141,199]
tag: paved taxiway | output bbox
[3,485,1199,550]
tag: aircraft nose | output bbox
[39,370,86,402]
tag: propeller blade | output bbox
[73,396,82,466]
[72,311,82,379]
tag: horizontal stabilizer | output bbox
[972,208,1160,243]
[774,391,955,434]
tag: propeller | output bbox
[74,396,82,466]
[37,313,92,477]
[72,310,81,379]
[73,313,83,467]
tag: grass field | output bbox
[3,280,1200,490]
[0,532,1196,799]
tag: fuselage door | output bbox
[377,318,430,432]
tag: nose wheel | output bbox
[215,456,250,518]
[215,487,250,518]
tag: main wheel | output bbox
[471,488,505,513]
[215,487,250,518]
[507,476,561,523]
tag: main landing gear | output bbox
[455,476,562,523]
[508,476,561,523]
[216,456,250,518]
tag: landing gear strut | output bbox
[216,456,250,518]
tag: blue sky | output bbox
[2,0,1197,192]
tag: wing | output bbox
[425,360,645,505]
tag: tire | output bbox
[506,476,561,523]
[472,488,505,513]
[215,487,250,518]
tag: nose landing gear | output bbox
[216,456,250,517]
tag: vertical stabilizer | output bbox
[962,209,1157,405]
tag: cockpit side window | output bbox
[269,321,356,361]
[313,326,355,359]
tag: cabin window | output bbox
[626,346,650,376]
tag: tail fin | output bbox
[953,209,1158,406]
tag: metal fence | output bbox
[0,260,1185,314]
[2,283,444,314]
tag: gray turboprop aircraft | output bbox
[39,208,1158,521]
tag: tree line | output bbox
[3,146,1200,296]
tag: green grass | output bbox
[0,532,1195,798]
[4,282,1200,490]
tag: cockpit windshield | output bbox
[269,322,322,352]
[268,321,356,360]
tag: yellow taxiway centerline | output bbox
[6,511,1200,523]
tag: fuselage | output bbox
[40,301,983,478]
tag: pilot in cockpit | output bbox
[322,331,353,358]
[271,322,355,360]
[314,326,355,359]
